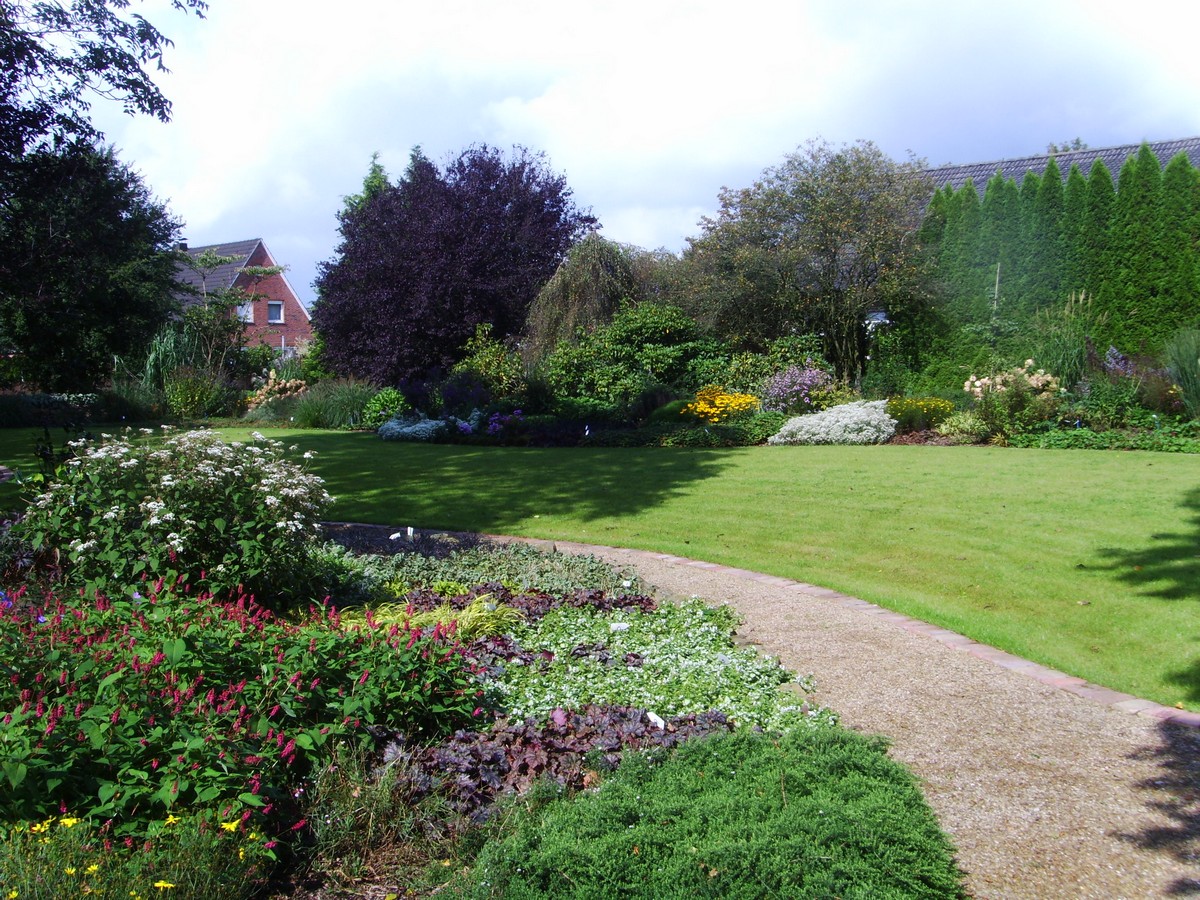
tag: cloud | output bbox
[90,0,1200,303]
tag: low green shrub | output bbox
[292,378,379,429]
[935,410,989,445]
[1164,327,1200,419]
[460,728,963,899]
[163,367,237,419]
[886,397,956,433]
[13,428,333,611]
[1008,427,1200,453]
[362,387,412,429]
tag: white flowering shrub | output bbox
[16,428,333,610]
[767,400,897,445]
[378,409,483,442]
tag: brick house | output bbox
[174,239,312,356]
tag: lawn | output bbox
[4,425,1199,711]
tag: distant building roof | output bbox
[174,239,263,298]
[925,136,1200,193]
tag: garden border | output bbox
[357,524,1200,730]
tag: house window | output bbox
[267,301,284,324]
[238,302,253,323]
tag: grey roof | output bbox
[174,239,263,298]
[925,136,1200,193]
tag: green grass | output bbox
[4,425,1199,711]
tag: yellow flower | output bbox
[59,816,81,828]
[7,890,18,899]
[153,881,176,890]
[87,864,100,874]
[65,867,77,876]
[220,821,239,833]
[164,814,180,826]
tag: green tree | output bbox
[341,152,390,217]
[524,232,638,362]
[0,143,181,389]
[1027,156,1065,311]
[1060,163,1089,292]
[686,139,934,380]
[1107,144,1166,349]
[1080,159,1115,298]
[0,0,207,159]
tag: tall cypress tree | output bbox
[942,180,987,324]
[1108,144,1165,350]
[1027,156,1065,313]
[1061,164,1089,293]
[1158,152,1200,340]
[1081,158,1116,302]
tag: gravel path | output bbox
[514,538,1200,900]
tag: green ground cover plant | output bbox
[208,428,1200,712]
[454,728,963,899]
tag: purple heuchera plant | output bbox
[761,364,832,413]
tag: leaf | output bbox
[238,792,265,807]
[3,761,27,790]
[163,637,187,665]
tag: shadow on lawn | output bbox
[1118,723,1200,896]
[1096,486,1200,603]
[291,433,738,534]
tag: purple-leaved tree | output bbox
[313,145,595,385]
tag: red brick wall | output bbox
[235,244,313,355]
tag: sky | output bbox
[91,0,1200,306]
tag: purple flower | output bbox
[762,366,832,413]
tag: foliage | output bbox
[540,302,723,410]
[12,428,333,610]
[524,232,639,362]
[1068,377,1152,431]
[924,145,1200,356]
[0,0,207,158]
[681,385,759,423]
[935,410,990,445]
[586,413,790,448]
[965,360,1063,439]
[0,144,182,389]
[495,598,831,733]
[768,400,897,445]
[361,386,411,429]
[459,728,964,899]
[313,145,594,384]
[449,323,528,409]
[1007,426,1200,453]
[760,363,835,413]
[1164,328,1200,418]
[291,378,379,429]
[685,139,935,380]
[886,397,956,433]
[411,706,735,822]
[0,392,100,428]
[0,808,265,900]
[0,580,481,842]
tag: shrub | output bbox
[0,581,482,843]
[452,323,527,407]
[768,400,897,445]
[1069,377,1152,431]
[12,428,333,610]
[935,410,990,445]
[681,385,759,423]
[291,377,379,429]
[362,387,411,429]
[460,728,963,899]
[964,360,1064,439]
[1165,328,1200,419]
[760,364,834,413]
[886,397,955,433]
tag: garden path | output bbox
[499,536,1200,900]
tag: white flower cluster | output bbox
[378,409,482,442]
[768,400,897,445]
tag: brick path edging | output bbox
[484,533,1200,731]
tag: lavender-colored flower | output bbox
[761,365,832,413]
[1103,346,1135,378]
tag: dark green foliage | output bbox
[0,145,182,389]
[0,0,207,158]
[459,728,964,899]
[922,145,1200,367]
[1165,328,1200,418]
[541,303,723,410]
